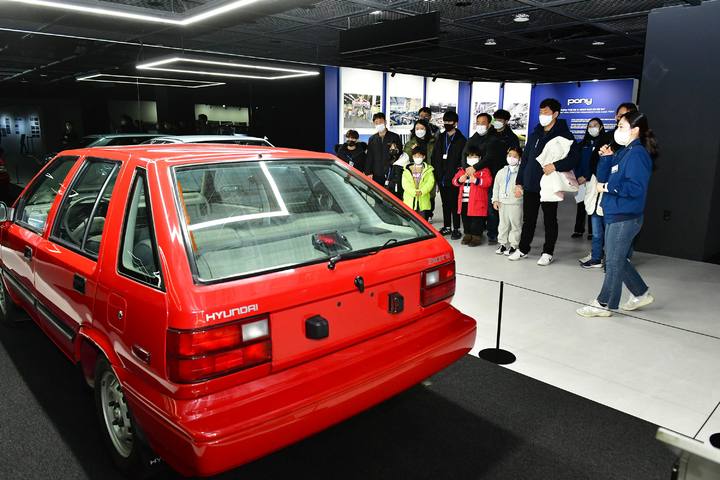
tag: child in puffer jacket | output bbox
[492,146,523,256]
[452,146,493,247]
[401,145,435,219]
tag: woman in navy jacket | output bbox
[577,111,658,317]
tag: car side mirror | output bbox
[0,202,13,222]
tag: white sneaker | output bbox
[621,291,654,311]
[537,253,554,266]
[508,249,527,261]
[579,253,592,263]
[495,245,507,255]
[576,300,613,318]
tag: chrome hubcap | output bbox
[100,369,134,458]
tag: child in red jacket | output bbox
[452,146,493,246]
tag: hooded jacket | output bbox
[334,141,367,172]
[452,163,493,216]
[401,162,435,212]
[516,119,580,193]
[431,129,467,189]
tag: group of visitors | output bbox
[334,99,658,318]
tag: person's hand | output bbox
[459,174,468,183]
[493,201,500,211]
[465,166,476,176]
[514,185,523,198]
[596,182,606,193]
[543,163,556,175]
[367,173,373,179]
[599,145,613,156]
[415,190,422,198]
[578,176,586,185]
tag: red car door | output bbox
[33,158,120,357]
[0,156,78,317]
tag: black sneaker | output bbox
[439,227,451,236]
[571,232,583,239]
[580,259,603,269]
[450,230,462,240]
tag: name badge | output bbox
[611,165,619,174]
[443,154,448,160]
[385,180,390,186]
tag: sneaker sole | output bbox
[621,295,654,311]
[581,264,603,269]
[576,309,612,318]
[537,260,554,266]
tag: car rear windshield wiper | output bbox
[328,238,397,270]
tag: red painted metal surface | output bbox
[0,145,477,476]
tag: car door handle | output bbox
[23,246,32,261]
[73,274,86,294]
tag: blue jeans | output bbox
[597,216,649,309]
[590,214,605,261]
[486,189,498,240]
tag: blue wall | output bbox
[324,66,340,153]
[529,79,636,140]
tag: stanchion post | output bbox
[478,280,517,365]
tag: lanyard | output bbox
[445,133,454,156]
[504,168,513,195]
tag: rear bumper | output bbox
[124,305,476,477]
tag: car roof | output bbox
[82,133,161,139]
[151,135,269,143]
[60,143,337,167]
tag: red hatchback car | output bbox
[0,145,476,477]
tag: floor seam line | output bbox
[693,399,720,439]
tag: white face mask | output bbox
[466,157,479,166]
[588,127,600,138]
[475,125,488,136]
[507,156,519,167]
[375,123,386,133]
[614,128,631,146]
[539,114,554,127]
[415,128,426,139]
[413,156,425,165]
[492,120,504,130]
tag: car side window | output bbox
[51,158,120,258]
[119,170,163,289]
[16,156,78,234]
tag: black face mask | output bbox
[346,139,357,145]
[444,123,456,131]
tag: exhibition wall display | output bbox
[108,100,157,126]
[194,104,250,125]
[502,83,532,140]
[339,67,384,141]
[425,78,459,130]
[468,81,502,133]
[529,79,638,140]
[386,73,425,134]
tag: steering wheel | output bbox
[62,195,97,244]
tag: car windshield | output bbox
[77,136,102,148]
[173,160,434,282]
[196,139,269,146]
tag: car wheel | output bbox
[0,274,23,326]
[94,357,162,478]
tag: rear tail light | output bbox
[167,316,272,383]
[421,261,456,307]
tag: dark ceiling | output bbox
[0,0,703,86]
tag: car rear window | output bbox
[173,160,434,282]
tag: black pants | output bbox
[461,203,486,235]
[574,202,592,235]
[439,184,461,231]
[519,190,559,255]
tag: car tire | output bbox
[0,274,23,326]
[94,357,163,478]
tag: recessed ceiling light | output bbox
[5,0,266,26]
[529,67,539,71]
[137,57,320,80]
[592,41,605,46]
[370,10,382,15]
[592,79,599,82]
[484,38,497,46]
[514,13,530,23]
[77,73,225,89]
[556,56,566,60]
[607,66,617,71]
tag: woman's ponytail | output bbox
[623,111,659,168]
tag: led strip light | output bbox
[3,0,265,26]
[137,57,320,80]
[76,73,225,88]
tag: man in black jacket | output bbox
[431,111,467,239]
[491,109,520,152]
[463,112,505,244]
[510,98,580,265]
[334,129,367,172]
[364,112,402,189]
